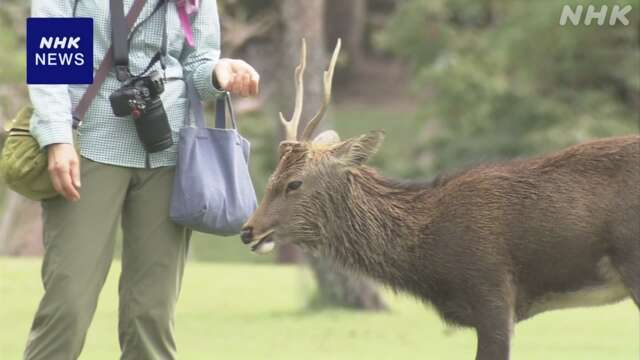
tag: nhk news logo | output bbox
[26,18,94,84]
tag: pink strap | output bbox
[177,0,199,47]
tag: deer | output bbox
[240,39,640,360]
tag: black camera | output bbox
[109,70,173,153]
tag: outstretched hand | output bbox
[213,58,260,97]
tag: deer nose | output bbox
[240,227,253,244]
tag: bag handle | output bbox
[72,0,148,129]
[187,81,238,130]
[215,93,238,129]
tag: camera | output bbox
[109,70,173,153]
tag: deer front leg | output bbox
[471,279,516,360]
[472,302,514,360]
[474,323,512,360]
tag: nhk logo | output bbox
[36,36,85,66]
[27,18,93,84]
[559,4,633,26]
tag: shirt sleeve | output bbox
[28,0,76,148]
[179,0,225,101]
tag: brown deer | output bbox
[240,39,640,360]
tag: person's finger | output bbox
[240,73,250,97]
[234,74,244,95]
[250,73,259,96]
[246,73,254,96]
[70,157,81,189]
[248,67,260,82]
[215,61,232,90]
[230,59,250,72]
[238,73,247,96]
[49,166,64,196]
[227,74,238,94]
[238,61,259,96]
[49,161,76,201]
[59,166,80,201]
[232,60,254,78]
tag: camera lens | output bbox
[134,99,174,153]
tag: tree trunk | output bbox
[307,256,387,310]
[0,192,43,256]
[0,2,40,257]
[277,0,387,311]
[276,0,325,264]
[326,0,367,75]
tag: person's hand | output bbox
[214,58,260,97]
[47,143,81,202]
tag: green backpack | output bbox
[0,107,58,200]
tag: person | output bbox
[24,0,259,359]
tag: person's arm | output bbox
[29,0,76,148]
[180,1,259,98]
[29,0,81,202]
[180,0,224,100]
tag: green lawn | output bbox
[0,257,637,359]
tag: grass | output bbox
[1,257,637,359]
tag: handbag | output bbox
[170,83,257,235]
[0,0,148,201]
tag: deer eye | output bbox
[286,180,303,192]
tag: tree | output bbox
[0,192,43,256]
[0,1,41,256]
[277,0,386,310]
[381,0,639,175]
[326,0,367,76]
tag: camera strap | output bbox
[72,0,148,128]
[137,4,168,77]
[110,0,130,81]
[111,0,168,81]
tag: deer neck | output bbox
[311,166,433,282]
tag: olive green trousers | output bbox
[24,157,190,360]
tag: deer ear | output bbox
[312,130,341,144]
[333,130,385,166]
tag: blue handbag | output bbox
[170,83,257,235]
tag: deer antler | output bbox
[279,39,307,141]
[300,38,341,141]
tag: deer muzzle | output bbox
[241,227,276,254]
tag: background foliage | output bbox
[380,0,639,174]
[0,0,637,260]
[1,0,638,260]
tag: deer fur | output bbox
[242,133,640,360]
